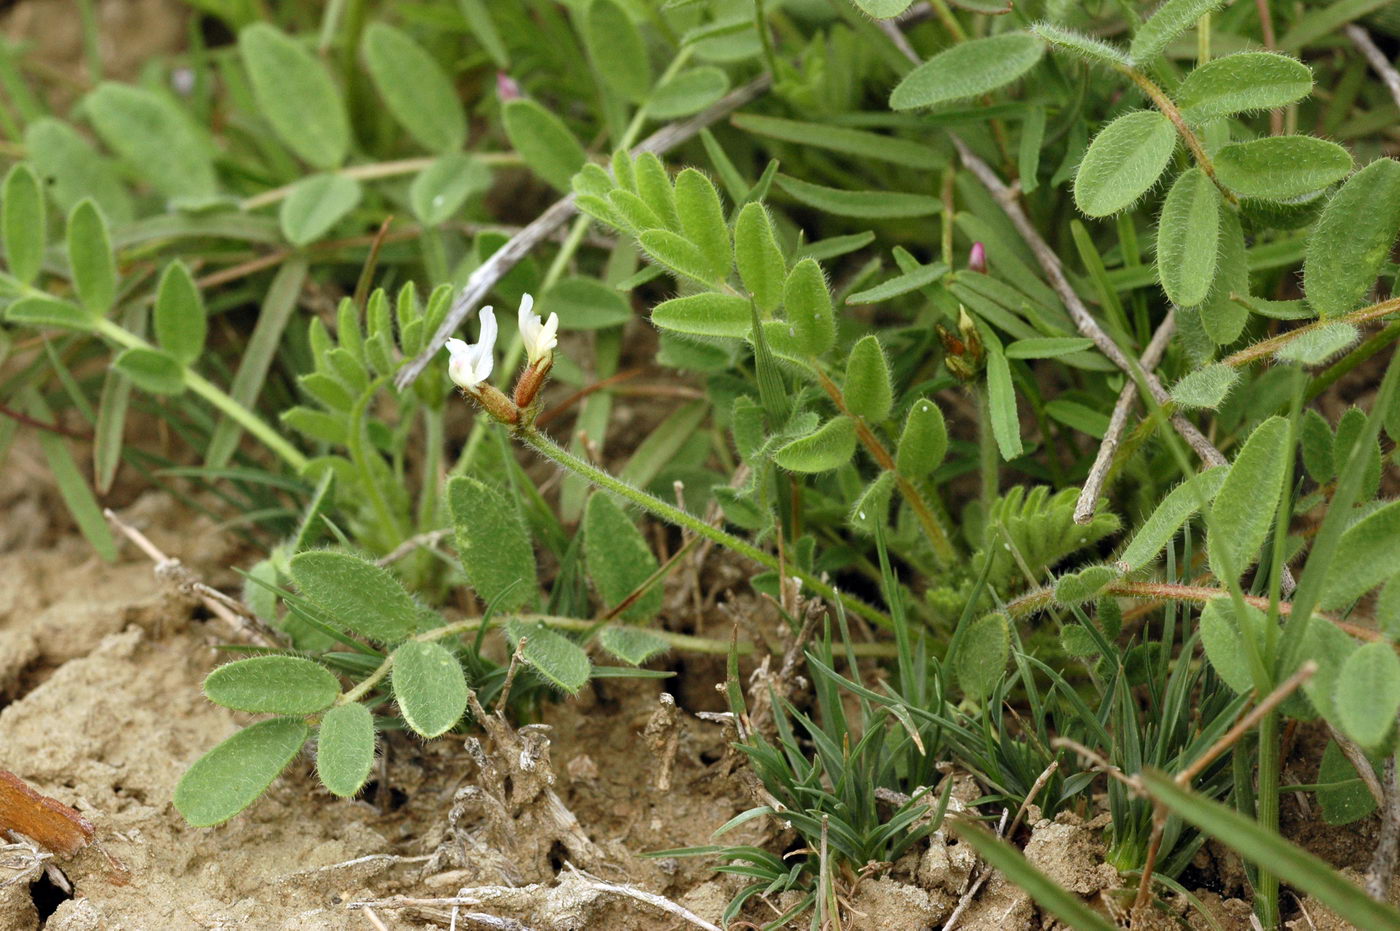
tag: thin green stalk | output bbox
[976,384,999,514]
[1255,713,1281,927]
[92,319,309,472]
[516,424,893,629]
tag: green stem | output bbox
[1255,712,1281,928]
[1117,64,1232,201]
[976,384,999,514]
[517,424,893,629]
[94,319,309,472]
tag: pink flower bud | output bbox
[496,72,522,102]
[968,242,987,274]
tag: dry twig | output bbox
[1347,25,1400,111]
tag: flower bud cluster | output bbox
[443,293,558,424]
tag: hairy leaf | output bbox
[1130,0,1230,63]
[410,153,491,225]
[289,550,420,643]
[362,23,466,153]
[1320,499,1400,609]
[154,261,207,365]
[1176,52,1314,124]
[734,203,786,314]
[844,336,893,422]
[957,613,1010,698]
[773,416,857,473]
[651,293,750,337]
[1074,110,1177,217]
[783,258,836,355]
[505,621,591,694]
[584,493,663,622]
[65,200,116,315]
[239,24,349,169]
[1118,467,1228,570]
[83,82,217,201]
[174,719,309,826]
[585,0,651,102]
[1208,416,1290,581]
[1304,157,1400,317]
[316,702,375,798]
[1214,136,1352,201]
[204,656,339,714]
[1335,641,1400,748]
[889,33,1043,110]
[392,640,468,738]
[895,399,948,477]
[279,174,362,246]
[447,476,537,612]
[502,98,587,192]
[2,163,44,285]
[1170,363,1239,409]
[1156,168,1221,307]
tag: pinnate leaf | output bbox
[204,655,339,714]
[1176,52,1314,124]
[174,718,309,826]
[392,640,468,738]
[1304,158,1400,317]
[1156,168,1221,307]
[889,33,1043,110]
[447,476,537,612]
[1214,136,1352,201]
[1074,110,1176,217]
[317,702,375,798]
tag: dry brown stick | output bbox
[1325,722,1386,808]
[395,74,774,391]
[950,137,1228,470]
[1347,24,1400,111]
[1367,742,1400,901]
[1177,661,1318,788]
[1074,312,1176,524]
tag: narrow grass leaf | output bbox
[889,33,1043,110]
[986,342,1023,459]
[239,24,349,169]
[289,550,419,643]
[1141,769,1400,930]
[1215,136,1352,201]
[362,23,466,153]
[1208,416,1289,581]
[174,719,309,826]
[1074,110,1177,217]
[776,174,941,219]
[2,163,44,285]
[1156,168,1221,307]
[316,702,375,798]
[1005,337,1094,359]
[773,416,857,473]
[846,261,948,304]
[732,113,945,171]
[29,391,116,561]
[502,98,587,192]
[584,493,663,622]
[1304,158,1400,317]
[1176,52,1314,124]
[204,656,339,714]
[391,641,467,738]
[154,261,206,365]
[447,475,537,612]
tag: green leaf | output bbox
[1214,136,1352,201]
[731,113,945,171]
[1300,409,1334,483]
[1199,598,1263,693]
[584,493,663,622]
[1073,110,1177,217]
[638,229,721,285]
[776,174,942,218]
[537,277,631,330]
[598,626,671,666]
[505,621,591,694]
[2,163,44,285]
[773,416,857,473]
[83,82,217,201]
[1117,466,1228,570]
[844,336,893,422]
[1321,499,1400,609]
[734,203,786,314]
[391,640,468,738]
[584,0,651,102]
[174,718,310,826]
[849,470,896,535]
[278,173,362,247]
[4,297,93,331]
[951,822,1117,931]
[1156,168,1221,307]
[1335,641,1400,748]
[1141,769,1400,931]
[673,168,731,282]
[239,23,349,169]
[1208,416,1289,581]
[956,613,1010,698]
[1316,739,1378,825]
[410,153,491,225]
[1304,158,1400,317]
[1129,0,1229,63]
[289,550,420,642]
[362,23,466,153]
[648,67,729,119]
[889,33,1043,110]
[846,261,948,304]
[985,342,1022,460]
[895,399,948,478]
[1004,336,1095,359]
[113,347,185,395]
[316,702,375,798]
[1170,362,1238,409]
[502,98,587,192]
[29,390,116,561]
[459,0,508,67]
[204,655,340,714]
[154,261,207,365]
[24,117,133,224]
[1031,22,1131,69]
[1054,565,1118,605]
[650,292,750,337]
[852,0,913,17]
[783,258,836,355]
[1176,52,1314,124]
[1275,322,1358,365]
[1199,210,1249,346]
[447,475,537,612]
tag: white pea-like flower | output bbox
[517,293,558,366]
[444,307,498,390]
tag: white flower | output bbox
[444,308,497,390]
[517,293,558,366]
